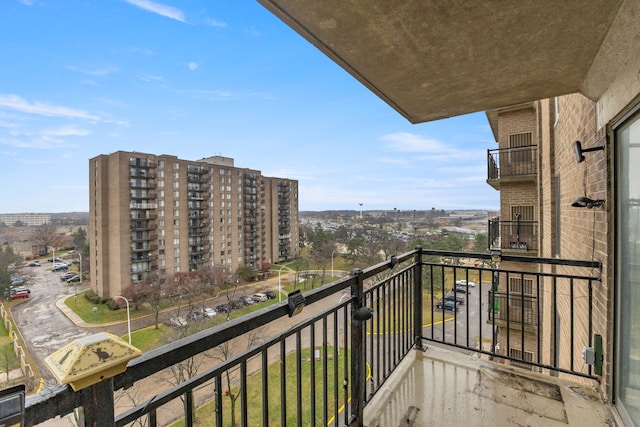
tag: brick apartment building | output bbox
[89,151,299,298]
[485,96,608,375]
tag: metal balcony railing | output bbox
[488,217,538,252]
[24,249,600,426]
[487,145,537,182]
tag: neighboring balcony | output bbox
[488,217,538,253]
[487,145,538,190]
[24,249,607,426]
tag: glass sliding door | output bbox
[617,113,640,426]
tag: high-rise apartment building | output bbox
[89,151,298,298]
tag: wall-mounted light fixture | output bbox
[571,196,605,209]
[287,290,306,317]
[574,140,604,163]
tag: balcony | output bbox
[23,249,606,426]
[487,145,538,190]
[488,217,538,253]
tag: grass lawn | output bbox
[0,342,20,371]
[129,324,173,352]
[170,347,349,427]
[64,290,157,324]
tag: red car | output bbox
[10,289,30,299]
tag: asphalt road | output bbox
[11,262,91,380]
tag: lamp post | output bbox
[337,292,351,355]
[75,253,82,308]
[114,296,131,345]
[331,250,336,278]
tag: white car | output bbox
[169,316,187,328]
[455,280,476,287]
[252,293,268,302]
[202,307,217,318]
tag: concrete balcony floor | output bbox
[364,345,613,427]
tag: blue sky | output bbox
[0,0,498,213]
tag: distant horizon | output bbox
[0,207,499,216]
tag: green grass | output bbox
[0,342,20,371]
[170,347,349,427]
[64,290,156,324]
[128,324,172,352]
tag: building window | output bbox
[173,219,179,226]
[159,210,164,217]
[173,238,179,245]
[173,162,179,170]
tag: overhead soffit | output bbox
[258,0,624,123]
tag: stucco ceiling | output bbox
[258,0,626,123]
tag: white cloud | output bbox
[123,0,186,23]
[18,0,33,6]
[380,132,449,153]
[188,62,198,71]
[204,18,227,28]
[380,132,485,162]
[0,94,102,121]
[67,65,119,77]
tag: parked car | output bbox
[10,277,23,286]
[436,300,458,311]
[444,293,465,305]
[265,290,277,299]
[216,304,229,313]
[66,275,81,283]
[10,289,30,299]
[27,262,41,267]
[230,300,245,310]
[239,295,255,306]
[52,264,68,272]
[187,312,204,322]
[169,316,188,328]
[455,280,476,288]
[202,307,217,318]
[252,293,268,302]
[48,257,63,263]
[60,272,77,281]
[10,286,30,295]
[454,285,468,294]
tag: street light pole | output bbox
[76,252,82,304]
[114,296,131,345]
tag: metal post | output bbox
[78,377,114,426]
[114,296,132,345]
[414,246,424,350]
[349,268,365,426]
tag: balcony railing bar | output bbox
[570,277,575,373]
[26,249,602,426]
[118,298,354,426]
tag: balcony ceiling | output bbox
[258,0,627,123]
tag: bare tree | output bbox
[31,223,62,252]
[120,281,152,311]
[210,327,267,427]
[0,344,18,383]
